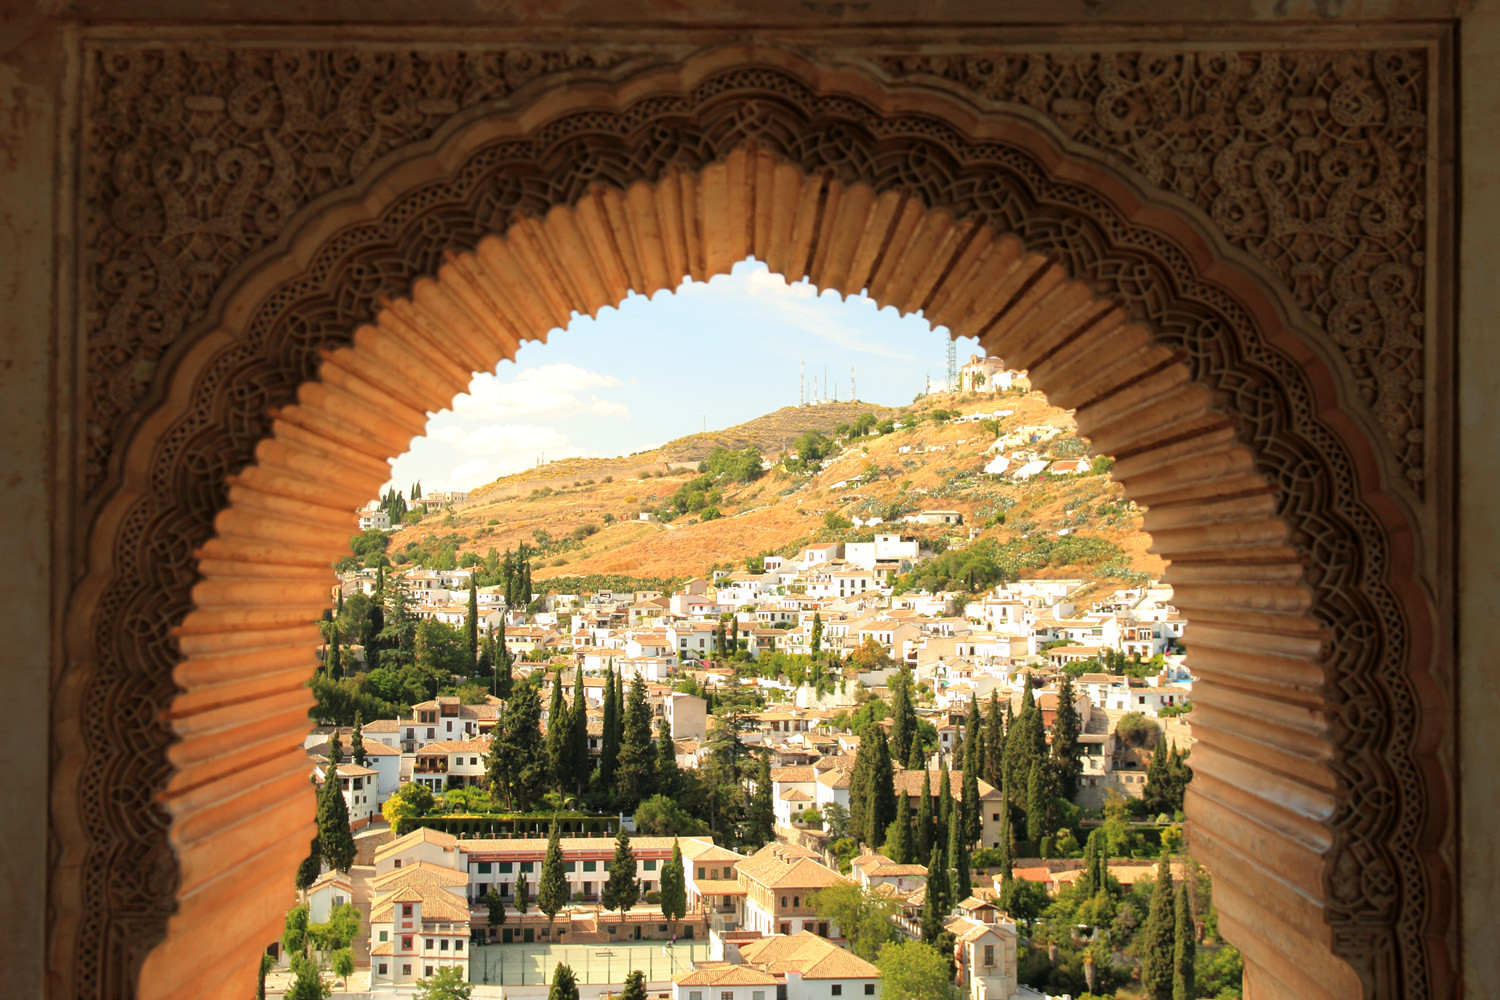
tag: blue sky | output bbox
[387,259,982,494]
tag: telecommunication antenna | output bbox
[946,338,958,391]
[850,367,856,401]
[800,360,806,406]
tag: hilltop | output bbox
[388,389,1166,595]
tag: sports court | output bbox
[468,940,712,986]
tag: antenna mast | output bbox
[946,338,958,391]
[800,360,806,406]
[850,366,856,401]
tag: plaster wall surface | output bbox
[0,17,64,1000]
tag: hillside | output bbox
[388,389,1167,595]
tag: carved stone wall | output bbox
[62,34,1451,1000]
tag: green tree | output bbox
[1140,855,1177,1000]
[810,881,898,960]
[494,620,513,700]
[350,713,366,767]
[1025,760,1046,844]
[849,723,897,848]
[414,965,472,1000]
[634,794,710,836]
[618,970,649,1000]
[284,952,330,1000]
[488,678,546,811]
[995,775,1014,886]
[876,940,953,1000]
[295,835,322,891]
[569,667,591,795]
[614,675,658,811]
[889,666,916,764]
[600,667,620,788]
[949,803,971,903]
[890,792,913,865]
[515,872,530,914]
[316,764,356,874]
[1174,878,1197,1000]
[655,716,680,798]
[746,754,775,849]
[483,884,506,931]
[1052,672,1083,798]
[936,764,954,852]
[601,828,640,921]
[545,672,568,789]
[538,820,571,934]
[921,844,948,943]
[916,769,934,861]
[810,612,823,654]
[282,903,310,957]
[961,756,981,847]
[659,838,688,936]
[331,949,354,991]
[465,580,479,668]
[547,962,580,1000]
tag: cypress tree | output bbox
[870,726,897,847]
[466,579,479,668]
[937,765,954,852]
[600,828,640,919]
[537,820,571,935]
[294,835,322,891]
[316,762,356,873]
[1173,878,1196,1000]
[746,754,775,849]
[614,670,626,746]
[656,716,680,798]
[889,666,916,764]
[350,712,365,767]
[1052,672,1083,798]
[921,844,948,943]
[962,755,981,847]
[916,769,934,862]
[995,775,1014,886]
[906,733,926,771]
[949,804,971,903]
[614,675,657,811]
[964,694,982,774]
[545,672,569,793]
[983,692,1004,790]
[890,792,913,865]
[1082,829,1099,897]
[569,667,590,794]
[327,626,341,680]
[600,667,620,787]
[495,619,513,700]
[490,677,545,811]
[1025,760,1045,845]
[659,838,687,936]
[1139,854,1177,1000]
[810,612,823,654]
[619,970,648,1000]
[515,873,530,914]
[328,728,344,767]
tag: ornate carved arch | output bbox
[61,43,1449,1000]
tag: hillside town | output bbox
[276,499,1231,999]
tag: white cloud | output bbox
[436,363,628,424]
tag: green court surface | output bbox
[468,940,711,986]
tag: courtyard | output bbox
[468,940,711,987]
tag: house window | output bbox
[402,904,412,917]
[427,727,436,738]
[402,937,412,950]
[721,993,733,1000]
[426,939,434,950]
[754,993,766,1000]
[832,987,843,996]
[379,931,388,942]
[698,867,707,879]
[499,862,513,874]
[402,964,411,976]
[471,756,479,765]
[644,859,657,871]
[378,963,387,975]
[521,861,534,873]
[426,966,434,976]
[781,896,788,907]
[455,940,464,952]
[864,987,875,996]
[689,993,703,1000]
[984,944,995,966]
[477,862,492,874]
[583,860,597,873]
[440,939,448,951]
[793,896,799,908]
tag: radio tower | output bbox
[946,338,958,391]
[800,360,805,406]
[850,367,856,401]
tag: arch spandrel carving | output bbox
[63,41,1451,1000]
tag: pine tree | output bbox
[316,764,356,873]
[1025,760,1045,845]
[949,805,971,903]
[547,962,579,1000]
[600,667,620,787]
[810,612,823,654]
[546,672,569,793]
[889,665,916,764]
[600,829,640,919]
[1139,854,1177,1000]
[962,755,981,847]
[890,792,913,865]
[618,970,648,1000]
[921,844,948,943]
[614,675,657,811]
[659,838,687,937]
[570,667,590,794]
[350,712,366,767]
[466,580,479,668]
[656,716,680,798]
[1052,672,1083,799]
[916,770,934,862]
[746,754,775,849]
[1173,877,1196,1000]
[538,821,571,934]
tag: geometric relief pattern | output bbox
[68,44,1444,1000]
[863,50,1432,489]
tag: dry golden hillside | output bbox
[388,389,1167,591]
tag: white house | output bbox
[358,508,392,531]
[411,738,490,792]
